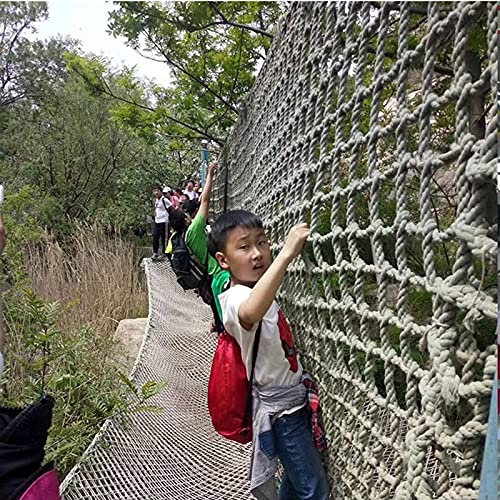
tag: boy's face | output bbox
[153,189,162,198]
[216,226,271,285]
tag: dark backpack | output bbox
[171,231,205,290]
[170,232,224,333]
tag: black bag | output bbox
[0,395,60,500]
[170,231,224,333]
[171,231,205,290]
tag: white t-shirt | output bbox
[218,284,303,388]
[154,196,172,223]
[183,189,198,201]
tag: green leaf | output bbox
[118,371,139,396]
[140,379,168,400]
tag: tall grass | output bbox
[25,222,148,335]
[1,222,151,478]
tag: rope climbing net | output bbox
[61,261,252,499]
[213,2,497,499]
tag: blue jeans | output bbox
[273,407,330,500]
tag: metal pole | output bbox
[478,371,498,499]
[223,159,229,214]
[201,140,209,188]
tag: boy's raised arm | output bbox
[238,224,310,330]
[199,162,217,222]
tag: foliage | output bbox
[0,2,73,110]
[0,2,201,232]
[2,74,142,219]
[105,2,285,146]
[1,286,164,477]
[0,214,156,478]
[0,18,171,478]
[0,59,186,232]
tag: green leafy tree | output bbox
[102,2,285,145]
[0,2,73,109]
[1,66,159,229]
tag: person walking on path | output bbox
[167,187,180,208]
[152,186,172,260]
[183,180,199,201]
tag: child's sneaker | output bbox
[151,252,159,260]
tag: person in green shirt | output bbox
[167,162,229,319]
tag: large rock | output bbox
[114,318,148,372]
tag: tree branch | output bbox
[208,2,274,38]
[88,70,225,146]
[0,19,30,94]
[145,32,239,114]
[204,28,244,131]
[206,26,266,60]
[121,2,274,39]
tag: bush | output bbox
[0,222,160,479]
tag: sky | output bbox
[31,0,172,86]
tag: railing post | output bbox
[478,373,498,499]
[200,139,209,188]
[223,159,229,214]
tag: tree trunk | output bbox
[465,50,494,227]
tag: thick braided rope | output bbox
[215,3,497,499]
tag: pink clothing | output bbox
[171,195,180,208]
[20,469,61,500]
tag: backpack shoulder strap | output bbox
[249,322,262,385]
[244,321,262,421]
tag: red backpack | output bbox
[207,322,262,444]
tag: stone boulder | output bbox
[114,318,148,372]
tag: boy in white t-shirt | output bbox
[207,210,329,500]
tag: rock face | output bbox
[114,318,148,372]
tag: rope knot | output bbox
[441,367,460,407]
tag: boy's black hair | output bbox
[169,209,188,233]
[207,210,263,257]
